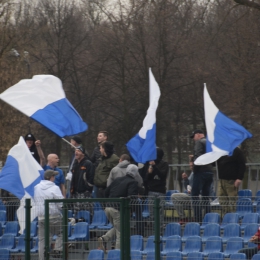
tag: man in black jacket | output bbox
[190,129,213,223]
[97,164,138,252]
[70,147,94,217]
[217,147,246,215]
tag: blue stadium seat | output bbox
[53,223,71,241]
[161,235,182,256]
[131,250,143,260]
[200,213,220,230]
[220,213,239,230]
[165,190,179,207]
[0,201,6,212]
[0,211,6,228]
[3,221,19,236]
[142,199,149,218]
[162,223,181,242]
[75,210,91,223]
[223,237,244,258]
[236,198,253,218]
[97,222,113,230]
[252,254,260,260]
[238,189,252,200]
[222,223,241,243]
[187,252,203,260]
[166,251,183,260]
[240,213,259,231]
[0,248,10,260]
[107,249,120,260]
[208,252,224,260]
[182,236,202,256]
[243,223,259,244]
[201,223,220,243]
[21,221,38,238]
[202,236,223,257]
[141,235,162,255]
[0,234,15,250]
[10,236,32,252]
[93,202,103,211]
[30,237,39,253]
[182,222,200,242]
[230,253,247,260]
[89,210,107,229]
[146,251,161,260]
[88,249,104,260]
[131,235,144,251]
[68,222,89,241]
[68,210,73,218]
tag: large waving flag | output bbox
[126,68,161,163]
[0,136,43,199]
[0,75,87,137]
[195,84,252,165]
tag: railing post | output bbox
[44,200,50,260]
[25,198,31,260]
[124,197,131,260]
[62,202,68,260]
[154,197,161,260]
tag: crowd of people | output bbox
[1,129,258,259]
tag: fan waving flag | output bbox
[195,84,252,165]
[0,136,43,199]
[0,75,87,137]
[126,68,161,163]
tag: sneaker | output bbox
[98,236,106,252]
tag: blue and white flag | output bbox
[195,84,252,165]
[0,136,43,199]
[126,68,161,163]
[0,75,87,137]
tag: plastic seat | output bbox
[0,249,10,260]
[107,249,120,260]
[53,223,71,241]
[240,213,259,231]
[162,223,181,242]
[230,253,247,260]
[141,235,162,255]
[187,252,203,260]
[236,198,253,218]
[30,237,39,253]
[166,251,183,260]
[93,202,103,211]
[89,210,107,229]
[223,237,244,257]
[131,250,143,260]
[165,190,179,207]
[252,254,260,260]
[97,222,113,230]
[200,213,220,230]
[161,235,182,256]
[68,222,89,241]
[202,236,223,257]
[75,210,91,223]
[0,201,6,212]
[243,223,259,244]
[88,249,104,260]
[68,210,73,218]
[0,234,15,250]
[201,223,220,243]
[238,189,252,200]
[146,251,161,260]
[208,252,224,260]
[222,223,241,243]
[142,199,149,218]
[220,213,239,230]
[131,235,144,251]
[181,236,202,256]
[10,236,32,252]
[0,211,6,228]
[20,221,38,238]
[182,222,200,242]
[3,221,19,236]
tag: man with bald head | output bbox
[43,154,66,197]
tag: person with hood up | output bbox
[34,169,64,260]
[139,147,169,222]
[24,133,45,166]
[94,141,119,198]
[98,164,139,252]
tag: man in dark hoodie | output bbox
[139,147,169,222]
[24,133,45,166]
[93,141,119,198]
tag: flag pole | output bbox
[62,138,77,149]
